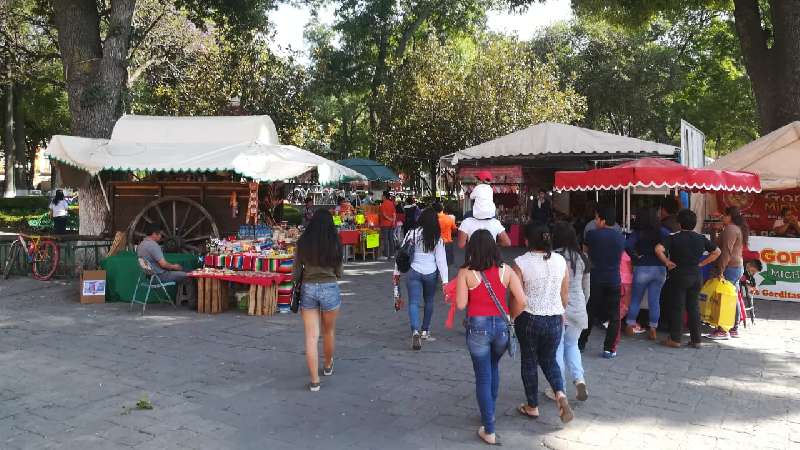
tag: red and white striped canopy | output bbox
[554,158,761,193]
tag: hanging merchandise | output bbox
[245,181,259,225]
[230,192,239,218]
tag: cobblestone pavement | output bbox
[1,255,799,450]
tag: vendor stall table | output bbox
[101,251,199,302]
[188,271,293,315]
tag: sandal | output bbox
[557,395,574,424]
[517,404,539,419]
[477,426,501,446]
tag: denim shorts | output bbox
[300,282,342,312]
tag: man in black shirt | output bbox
[656,209,721,348]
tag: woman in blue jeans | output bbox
[625,209,670,340]
[455,230,526,445]
[294,210,343,392]
[513,224,574,424]
[548,222,590,402]
[394,208,449,350]
[709,206,749,339]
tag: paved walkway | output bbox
[1,258,799,450]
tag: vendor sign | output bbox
[718,189,800,234]
[458,166,523,184]
[748,236,800,303]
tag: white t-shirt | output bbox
[394,229,449,283]
[459,217,506,240]
[49,200,69,218]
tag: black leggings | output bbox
[668,273,702,343]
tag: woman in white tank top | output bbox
[512,224,573,424]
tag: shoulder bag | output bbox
[290,264,304,313]
[395,230,417,273]
[479,270,519,359]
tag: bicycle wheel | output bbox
[3,241,20,280]
[32,240,59,281]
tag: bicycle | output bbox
[2,233,60,281]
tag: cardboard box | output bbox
[80,270,106,304]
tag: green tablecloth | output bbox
[100,250,200,303]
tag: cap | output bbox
[477,170,493,182]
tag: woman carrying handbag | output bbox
[292,210,343,392]
[455,230,526,445]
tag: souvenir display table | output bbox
[193,227,298,315]
[188,268,293,315]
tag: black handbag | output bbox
[290,265,303,313]
[479,271,519,359]
[395,230,417,273]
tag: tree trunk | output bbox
[734,0,800,133]
[3,82,15,198]
[52,0,136,235]
[13,84,27,190]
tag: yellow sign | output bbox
[333,215,343,226]
[366,233,380,249]
[355,214,366,225]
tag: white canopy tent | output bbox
[446,122,678,164]
[706,121,800,190]
[45,115,365,184]
[692,122,800,229]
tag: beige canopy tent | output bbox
[45,115,365,184]
[447,122,677,164]
[690,122,800,228]
[706,121,800,190]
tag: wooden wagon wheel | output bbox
[128,196,219,254]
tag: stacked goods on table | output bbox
[195,227,299,314]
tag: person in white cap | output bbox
[458,170,511,248]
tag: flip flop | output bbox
[517,404,539,419]
[477,427,502,446]
[557,396,574,424]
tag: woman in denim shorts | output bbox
[293,210,343,392]
[455,230,526,445]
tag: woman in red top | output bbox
[456,229,526,445]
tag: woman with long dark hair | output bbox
[49,190,69,234]
[624,208,670,340]
[708,206,749,340]
[513,224,573,423]
[293,209,344,391]
[394,207,448,350]
[550,221,590,402]
[455,230,526,445]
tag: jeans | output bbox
[669,272,702,343]
[515,312,564,407]
[381,227,396,258]
[444,242,454,267]
[579,281,621,353]
[723,266,744,331]
[555,324,584,384]
[466,316,509,434]
[406,269,438,332]
[627,266,667,328]
[158,271,187,284]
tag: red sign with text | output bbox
[717,189,800,234]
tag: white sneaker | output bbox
[420,331,436,341]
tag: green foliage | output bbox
[529,14,758,154]
[0,196,49,209]
[384,34,586,180]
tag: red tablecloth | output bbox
[509,224,523,247]
[339,230,361,246]
[188,271,292,287]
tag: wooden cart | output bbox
[110,181,253,254]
